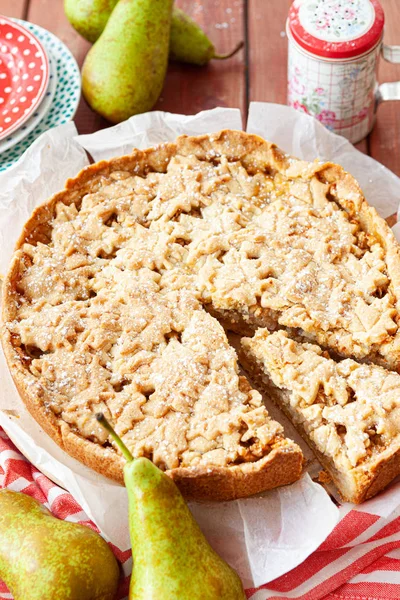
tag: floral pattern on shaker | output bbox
[287,41,378,130]
[316,109,336,127]
[290,85,337,130]
[299,0,374,42]
[288,3,380,142]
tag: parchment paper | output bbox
[1,103,399,589]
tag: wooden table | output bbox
[3,0,400,188]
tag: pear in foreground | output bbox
[97,413,246,600]
[0,489,119,600]
[82,0,173,123]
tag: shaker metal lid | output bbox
[288,0,384,59]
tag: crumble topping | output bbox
[242,329,400,471]
[12,266,285,469]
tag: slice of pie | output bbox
[241,329,400,503]
[2,129,400,501]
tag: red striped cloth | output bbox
[0,427,399,600]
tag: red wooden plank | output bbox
[248,0,291,107]
[1,0,27,19]
[355,140,368,155]
[154,0,246,117]
[369,0,400,178]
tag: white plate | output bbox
[0,50,57,154]
[0,20,81,173]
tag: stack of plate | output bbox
[0,16,81,172]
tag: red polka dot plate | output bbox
[0,16,49,141]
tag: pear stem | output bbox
[96,413,134,462]
[213,40,244,60]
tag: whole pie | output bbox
[2,129,400,501]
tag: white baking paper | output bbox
[1,103,400,592]
[0,122,88,274]
[77,107,244,162]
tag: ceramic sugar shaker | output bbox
[287,0,400,143]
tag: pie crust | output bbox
[2,129,400,501]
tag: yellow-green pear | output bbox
[97,413,246,600]
[0,489,119,600]
[82,0,173,123]
[170,7,244,66]
[65,0,243,66]
[64,0,119,43]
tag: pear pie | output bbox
[2,129,400,501]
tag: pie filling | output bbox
[241,329,400,502]
[3,131,400,486]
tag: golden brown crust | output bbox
[167,445,304,501]
[359,446,400,502]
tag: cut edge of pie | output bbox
[240,329,400,504]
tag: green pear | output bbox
[170,7,244,66]
[65,0,243,65]
[97,414,246,600]
[65,0,119,44]
[0,489,119,600]
[82,0,173,123]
